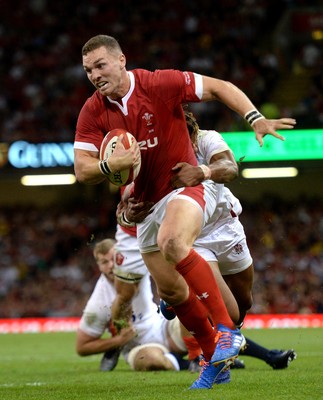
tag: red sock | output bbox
[172,289,215,361]
[183,336,202,360]
[176,249,234,329]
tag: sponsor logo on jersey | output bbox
[138,137,158,150]
[142,112,154,126]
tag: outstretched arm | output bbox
[201,76,296,146]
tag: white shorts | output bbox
[114,225,148,282]
[137,181,219,253]
[194,216,253,275]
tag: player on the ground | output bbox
[76,238,188,372]
[74,34,296,389]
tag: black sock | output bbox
[170,352,190,370]
[240,337,269,361]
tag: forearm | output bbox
[74,150,106,185]
[76,334,123,356]
[203,77,257,117]
[207,159,238,183]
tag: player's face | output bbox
[83,46,126,99]
[96,247,115,281]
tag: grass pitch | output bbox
[0,328,322,400]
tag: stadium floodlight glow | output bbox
[21,174,77,186]
[241,167,298,179]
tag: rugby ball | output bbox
[99,128,141,186]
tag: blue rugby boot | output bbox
[214,366,231,384]
[211,324,245,366]
[189,357,227,390]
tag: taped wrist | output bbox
[98,159,111,175]
[244,109,265,126]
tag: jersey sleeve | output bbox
[149,69,202,109]
[197,130,232,165]
[78,275,112,337]
[74,95,105,152]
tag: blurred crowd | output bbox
[0,195,322,318]
[0,0,322,145]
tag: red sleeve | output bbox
[75,93,106,151]
[149,69,200,110]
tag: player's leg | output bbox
[141,251,216,361]
[223,264,254,325]
[158,194,236,332]
[157,198,243,389]
[238,337,297,369]
[111,225,147,328]
[177,261,239,374]
[139,187,243,389]
[216,225,296,370]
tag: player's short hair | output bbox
[93,238,116,259]
[82,35,122,56]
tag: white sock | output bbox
[165,353,180,371]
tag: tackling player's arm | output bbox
[171,149,238,188]
[76,326,136,356]
[201,76,296,146]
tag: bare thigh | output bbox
[157,198,203,263]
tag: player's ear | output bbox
[119,54,126,69]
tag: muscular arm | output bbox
[201,76,296,146]
[74,149,106,184]
[74,135,141,184]
[171,149,238,188]
[76,327,136,356]
[202,76,257,115]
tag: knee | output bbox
[157,234,188,264]
[158,234,178,261]
[159,285,188,306]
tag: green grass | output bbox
[0,328,322,400]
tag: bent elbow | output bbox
[222,167,239,183]
[229,167,239,182]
